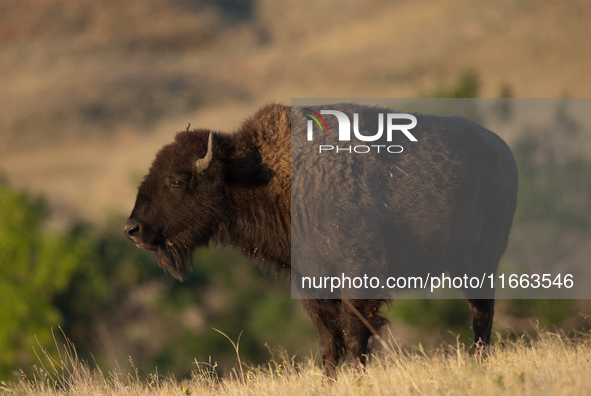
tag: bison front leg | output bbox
[302,299,345,379]
[342,299,387,370]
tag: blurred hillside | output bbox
[1,0,591,227]
[0,0,591,385]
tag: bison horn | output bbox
[195,132,214,173]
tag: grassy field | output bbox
[3,326,591,396]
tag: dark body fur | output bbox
[125,103,518,379]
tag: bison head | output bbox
[124,129,224,280]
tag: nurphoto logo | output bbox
[304,108,418,154]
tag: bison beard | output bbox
[155,241,193,281]
[125,103,518,380]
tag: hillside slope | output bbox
[0,0,590,226]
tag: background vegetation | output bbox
[0,181,315,380]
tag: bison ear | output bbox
[195,133,214,173]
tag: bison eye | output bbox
[165,173,190,190]
[170,179,186,188]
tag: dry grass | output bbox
[3,326,591,396]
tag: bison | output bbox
[125,103,518,379]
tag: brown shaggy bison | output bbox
[125,103,518,379]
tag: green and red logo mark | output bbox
[304,108,329,136]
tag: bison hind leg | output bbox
[458,245,495,354]
[342,299,388,370]
[466,298,494,355]
[461,219,509,354]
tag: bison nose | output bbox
[124,218,141,242]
